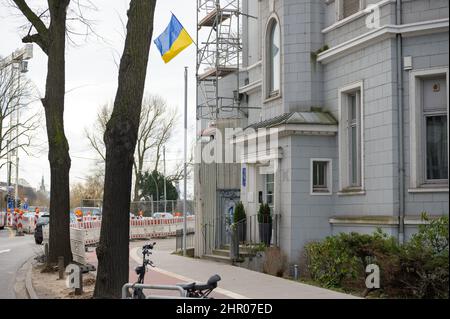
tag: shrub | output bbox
[263,247,287,277]
[234,202,246,224]
[258,203,272,224]
[396,214,449,298]
[303,215,449,298]
[304,234,361,288]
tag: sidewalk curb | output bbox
[25,259,39,299]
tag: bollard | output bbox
[58,257,65,279]
[75,270,83,295]
[293,264,299,280]
[44,243,49,265]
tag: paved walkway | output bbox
[127,239,359,299]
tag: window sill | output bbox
[264,93,282,104]
[408,187,449,194]
[337,189,366,196]
[311,191,333,196]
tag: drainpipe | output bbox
[396,0,405,244]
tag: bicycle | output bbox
[132,242,156,299]
[126,242,221,299]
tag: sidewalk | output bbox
[128,239,359,299]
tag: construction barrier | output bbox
[21,214,36,234]
[16,213,24,235]
[42,216,195,265]
[7,211,13,227]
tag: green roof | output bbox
[246,111,338,130]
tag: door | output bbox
[216,189,240,249]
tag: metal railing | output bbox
[235,214,281,247]
[122,283,188,299]
[175,228,195,252]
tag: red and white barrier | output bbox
[7,211,13,227]
[43,216,195,265]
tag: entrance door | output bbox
[216,189,240,249]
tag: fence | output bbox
[43,216,196,265]
[78,199,195,218]
[130,200,194,217]
[175,228,195,252]
[233,214,281,247]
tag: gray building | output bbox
[195,0,449,264]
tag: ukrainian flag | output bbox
[154,14,193,64]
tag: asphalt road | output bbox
[0,228,40,299]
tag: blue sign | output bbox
[7,200,14,209]
[23,203,29,210]
[242,167,247,187]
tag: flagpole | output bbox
[183,66,188,257]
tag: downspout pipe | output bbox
[396,0,405,244]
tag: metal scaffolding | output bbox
[196,0,243,120]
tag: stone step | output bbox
[222,244,260,255]
[212,249,230,257]
[202,254,232,264]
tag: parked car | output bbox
[34,213,50,245]
[152,212,174,219]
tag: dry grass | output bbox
[262,247,288,277]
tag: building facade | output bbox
[195,0,449,263]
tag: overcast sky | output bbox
[0,0,197,197]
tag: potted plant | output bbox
[258,203,272,246]
[234,201,246,243]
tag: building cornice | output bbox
[318,19,449,64]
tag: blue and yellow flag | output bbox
[154,14,193,64]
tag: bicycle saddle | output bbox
[178,274,221,291]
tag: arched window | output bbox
[267,18,280,97]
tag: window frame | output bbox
[410,68,449,191]
[311,158,333,196]
[338,81,365,194]
[264,14,282,101]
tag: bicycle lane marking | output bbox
[130,246,248,299]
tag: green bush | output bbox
[234,202,246,224]
[396,214,449,298]
[303,215,449,298]
[258,203,272,224]
[305,232,392,288]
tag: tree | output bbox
[70,171,104,209]
[11,0,73,266]
[94,0,157,298]
[0,61,42,172]
[85,95,178,201]
[138,170,179,202]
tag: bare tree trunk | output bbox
[12,0,72,265]
[45,0,72,265]
[94,0,157,299]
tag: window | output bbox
[422,77,448,184]
[343,0,360,18]
[348,92,361,186]
[264,174,274,209]
[338,82,364,193]
[426,116,448,181]
[266,18,280,98]
[409,70,449,191]
[311,159,332,195]
[337,0,363,20]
